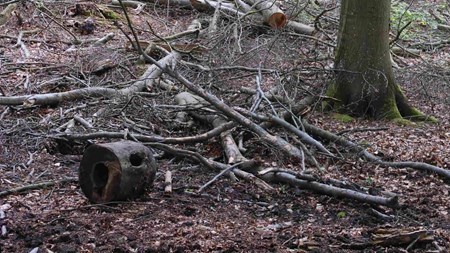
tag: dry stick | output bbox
[0,178,78,197]
[302,121,450,181]
[56,121,236,144]
[208,0,222,36]
[198,161,246,193]
[214,117,247,164]
[164,170,173,195]
[73,115,93,129]
[148,69,400,205]
[182,61,276,73]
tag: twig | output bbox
[0,178,78,197]
[73,115,93,129]
[198,161,246,193]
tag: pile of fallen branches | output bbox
[1,0,449,214]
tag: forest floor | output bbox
[1,0,449,252]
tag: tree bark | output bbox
[325,0,433,121]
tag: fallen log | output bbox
[243,0,286,28]
[79,140,157,203]
[286,21,315,35]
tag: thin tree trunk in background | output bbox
[326,0,433,121]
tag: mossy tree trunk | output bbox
[326,0,429,121]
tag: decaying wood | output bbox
[286,21,315,35]
[137,0,315,33]
[243,0,286,28]
[79,141,157,203]
[191,0,244,15]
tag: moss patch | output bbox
[332,113,354,123]
[392,118,414,126]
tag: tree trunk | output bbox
[326,0,431,121]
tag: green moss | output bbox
[322,81,339,110]
[392,118,414,126]
[394,85,438,123]
[332,113,354,123]
[98,6,120,20]
[402,107,439,123]
[379,95,402,120]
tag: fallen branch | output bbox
[0,178,78,197]
[235,107,333,157]
[302,121,450,182]
[198,161,246,192]
[0,3,16,26]
[261,171,398,207]
[243,0,286,28]
[0,52,179,106]
[55,121,236,144]
[286,21,315,35]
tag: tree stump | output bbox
[78,141,157,203]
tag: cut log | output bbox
[286,21,315,35]
[79,140,157,203]
[243,0,287,28]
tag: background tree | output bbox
[325,0,434,121]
